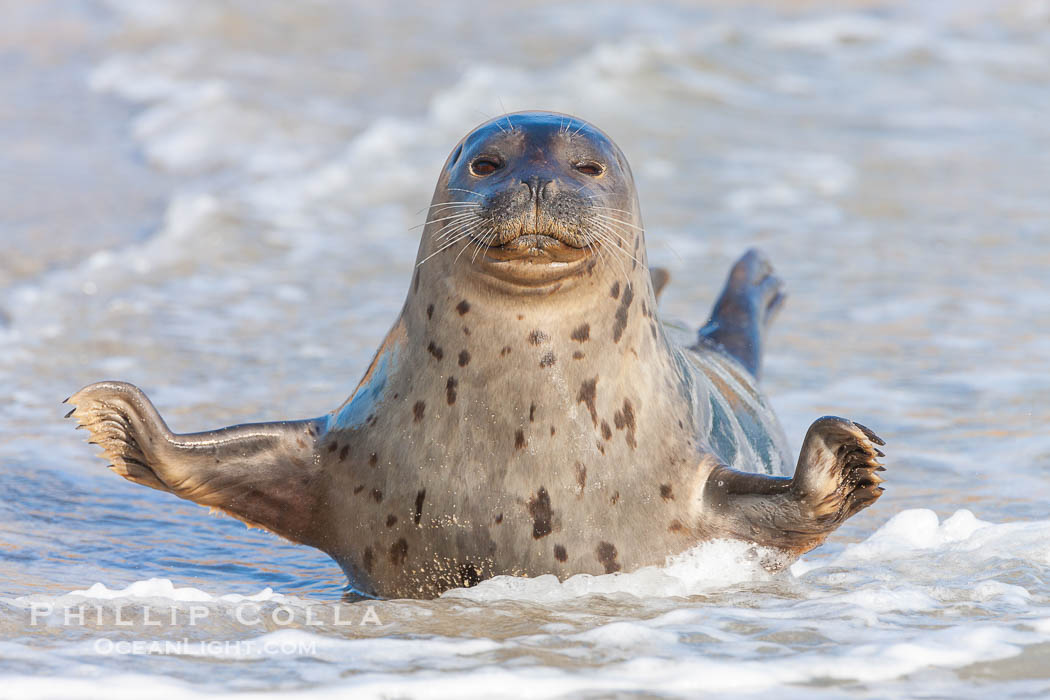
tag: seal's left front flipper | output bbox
[701,416,885,555]
[66,381,332,548]
[791,416,886,529]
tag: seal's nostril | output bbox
[522,177,554,200]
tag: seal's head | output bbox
[416,112,645,295]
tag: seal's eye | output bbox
[470,156,503,176]
[574,161,604,177]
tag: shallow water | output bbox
[2,0,1050,696]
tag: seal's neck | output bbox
[385,254,678,445]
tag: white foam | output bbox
[792,508,1050,575]
[445,538,779,603]
[12,578,284,606]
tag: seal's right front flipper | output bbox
[66,381,330,547]
[700,416,885,555]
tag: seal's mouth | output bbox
[472,229,595,289]
[483,232,591,262]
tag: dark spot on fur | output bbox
[427,342,443,360]
[601,420,612,440]
[517,314,525,321]
[414,489,426,525]
[527,487,553,539]
[678,420,683,429]
[613,398,638,449]
[528,330,549,345]
[529,403,536,422]
[463,326,470,336]
[500,345,512,357]
[456,300,471,315]
[296,438,306,449]
[596,541,621,573]
[660,484,674,500]
[575,462,586,494]
[369,452,378,467]
[339,445,349,461]
[623,399,637,448]
[459,563,481,587]
[612,283,634,343]
[515,429,527,450]
[610,491,620,505]
[571,323,590,343]
[458,350,471,367]
[328,442,338,453]
[386,514,397,527]
[573,351,585,360]
[426,304,434,320]
[393,393,399,400]
[495,512,503,524]
[577,377,598,426]
[413,400,426,422]
[550,425,556,436]
[371,488,383,503]
[446,376,458,405]
[610,281,621,299]
[307,426,315,437]
[650,323,657,339]
[353,485,365,495]
[669,520,685,533]
[413,269,420,294]
[597,441,605,455]
[554,545,568,562]
[539,351,556,368]
[389,538,408,566]
[363,547,374,572]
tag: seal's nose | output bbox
[523,176,555,202]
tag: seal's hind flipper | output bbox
[696,249,785,379]
[650,267,670,301]
[66,381,332,548]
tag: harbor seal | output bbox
[67,112,885,598]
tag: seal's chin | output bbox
[472,233,595,290]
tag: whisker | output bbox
[414,201,481,215]
[417,218,489,267]
[436,216,487,242]
[584,215,633,247]
[587,218,643,268]
[590,206,640,218]
[593,213,646,232]
[411,211,479,231]
[498,99,514,133]
[453,231,480,266]
[428,213,479,236]
[416,234,470,268]
[433,218,484,242]
[587,228,631,280]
